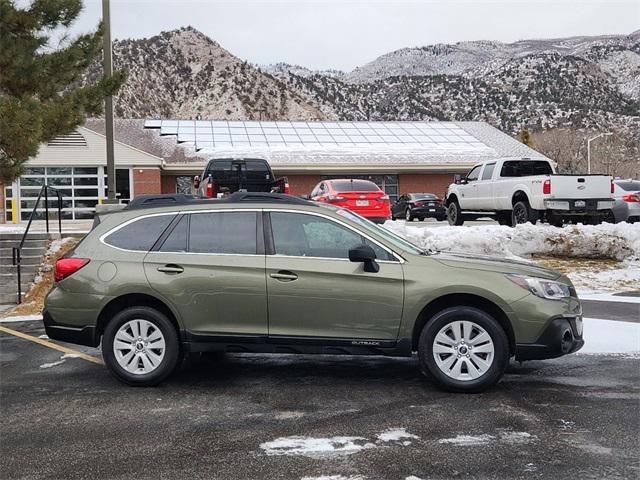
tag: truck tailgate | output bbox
[547,175,611,199]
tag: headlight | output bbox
[505,274,572,300]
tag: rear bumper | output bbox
[544,198,614,213]
[515,315,584,361]
[42,309,99,347]
[411,206,446,217]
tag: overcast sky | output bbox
[69,0,639,71]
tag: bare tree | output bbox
[531,128,640,178]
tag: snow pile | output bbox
[383,221,640,261]
[439,430,535,446]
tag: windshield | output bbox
[333,208,424,255]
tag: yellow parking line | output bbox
[0,325,104,365]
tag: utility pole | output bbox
[102,0,116,203]
[587,132,612,174]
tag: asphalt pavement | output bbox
[1,319,639,480]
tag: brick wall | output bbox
[161,175,176,194]
[277,174,322,196]
[133,168,161,196]
[398,173,455,198]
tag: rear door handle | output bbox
[157,264,184,274]
[270,271,298,281]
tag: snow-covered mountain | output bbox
[82,27,640,138]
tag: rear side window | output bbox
[104,215,174,251]
[332,180,379,192]
[189,211,257,254]
[481,163,495,180]
[500,161,552,177]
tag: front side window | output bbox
[466,166,481,182]
[189,211,257,254]
[104,214,175,251]
[270,212,393,260]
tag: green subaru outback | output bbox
[44,193,583,392]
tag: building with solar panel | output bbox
[1,118,550,223]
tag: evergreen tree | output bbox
[0,0,126,183]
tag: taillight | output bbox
[283,182,290,194]
[205,180,215,198]
[380,194,390,202]
[543,179,551,195]
[623,193,640,202]
[327,195,346,202]
[54,258,89,282]
[611,179,615,194]
[414,200,426,206]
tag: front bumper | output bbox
[515,315,584,361]
[43,309,99,347]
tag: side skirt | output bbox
[183,331,413,357]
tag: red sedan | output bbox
[310,179,391,223]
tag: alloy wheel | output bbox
[432,320,495,381]
[113,319,166,375]
[513,204,528,224]
[405,209,412,221]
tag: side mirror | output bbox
[349,244,379,273]
[193,175,200,189]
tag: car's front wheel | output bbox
[102,306,181,386]
[418,307,509,393]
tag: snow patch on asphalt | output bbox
[376,428,419,442]
[578,293,640,304]
[301,476,365,480]
[261,427,419,458]
[261,436,374,458]
[39,353,80,369]
[439,430,535,446]
[580,318,640,355]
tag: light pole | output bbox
[102,0,116,203]
[587,132,612,174]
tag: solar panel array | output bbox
[144,120,488,151]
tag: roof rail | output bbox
[124,192,314,210]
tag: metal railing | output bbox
[12,185,63,304]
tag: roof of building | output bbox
[83,119,550,172]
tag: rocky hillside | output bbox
[82,27,327,120]
[86,27,640,138]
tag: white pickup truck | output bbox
[445,158,614,226]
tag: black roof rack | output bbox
[125,192,314,210]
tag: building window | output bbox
[176,176,193,195]
[4,166,132,222]
[321,174,399,203]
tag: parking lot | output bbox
[1,318,638,480]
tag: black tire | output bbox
[447,201,464,226]
[102,306,181,386]
[603,210,616,224]
[418,307,510,393]
[405,208,414,222]
[497,212,511,226]
[511,201,538,226]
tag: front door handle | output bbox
[157,264,184,274]
[270,271,298,281]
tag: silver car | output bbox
[610,180,640,223]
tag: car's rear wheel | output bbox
[447,201,464,226]
[418,307,509,393]
[102,306,180,386]
[512,201,538,226]
[405,208,414,222]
